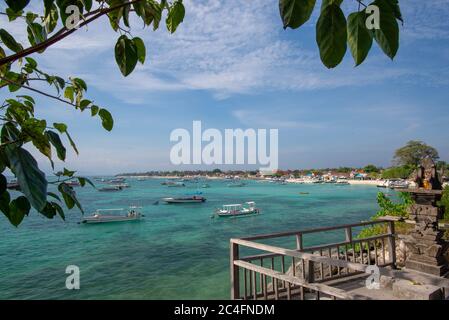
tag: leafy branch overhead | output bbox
[0,0,185,227]
[279,0,403,68]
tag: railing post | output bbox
[230,240,240,299]
[296,233,303,251]
[345,227,352,243]
[387,221,397,267]
[304,259,315,283]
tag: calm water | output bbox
[0,179,383,299]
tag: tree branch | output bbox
[0,76,78,108]
[0,0,146,67]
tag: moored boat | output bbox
[81,207,143,224]
[162,195,206,203]
[214,202,260,217]
[98,186,123,192]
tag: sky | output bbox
[1,0,449,175]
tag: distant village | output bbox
[118,166,448,188]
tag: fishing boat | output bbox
[214,202,260,217]
[81,207,143,224]
[108,177,126,184]
[98,185,123,192]
[162,195,206,203]
[227,182,246,187]
[335,179,350,185]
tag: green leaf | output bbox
[9,196,31,226]
[316,3,347,68]
[44,3,59,33]
[0,174,7,194]
[133,37,146,64]
[386,0,403,23]
[98,109,114,131]
[166,0,185,33]
[0,47,9,76]
[44,0,56,16]
[0,190,11,217]
[5,0,30,12]
[5,8,23,21]
[321,0,342,11]
[114,35,138,77]
[65,131,79,155]
[64,86,74,103]
[58,182,83,213]
[52,201,65,220]
[47,191,61,202]
[347,11,373,66]
[90,105,99,116]
[27,23,47,52]
[4,146,47,211]
[53,122,68,133]
[82,0,92,11]
[46,130,66,161]
[279,0,316,29]
[373,0,399,59]
[72,77,87,91]
[77,177,95,188]
[123,4,131,28]
[63,168,75,177]
[79,99,91,110]
[0,29,24,53]
[18,95,35,104]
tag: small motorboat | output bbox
[162,196,206,203]
[81,207,143,224]
[214,202,260,218]
[227,182,246,187]
[335,180,350,185]
[98,186,123,192]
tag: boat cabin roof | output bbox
[223,204,242,208]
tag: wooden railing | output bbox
[230,220,396,300]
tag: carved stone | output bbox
[403,158,447,276]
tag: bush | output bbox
[358,192,413,239]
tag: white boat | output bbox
[162,196,206,203]
[81,207,143,224]
[215,202,260,217]
[335,179,350,185]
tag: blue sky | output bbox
[1,0,449,175]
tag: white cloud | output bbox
[2,0,447,101]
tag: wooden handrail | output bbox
[234,260,370,300]
[240,220,390,241]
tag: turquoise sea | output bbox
[0,179,384,299]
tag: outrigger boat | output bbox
[81,207,143,224]
[214,202,260,218]
[162,195,206,203]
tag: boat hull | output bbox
[82,216,141,224]
[163,198,206,204]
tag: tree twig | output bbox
[0,0,146,67]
